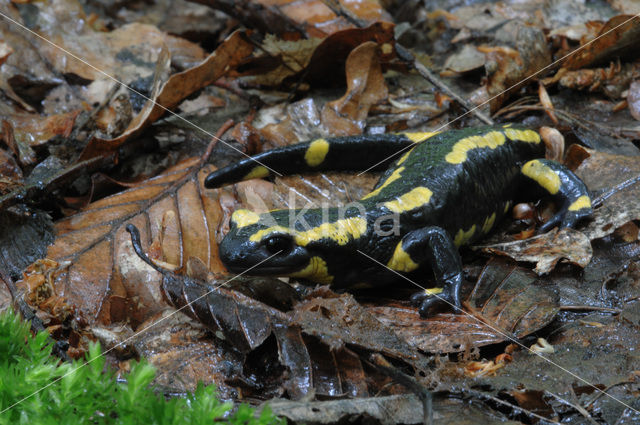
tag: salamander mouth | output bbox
[224,254,310,275]
[225,264,300,275]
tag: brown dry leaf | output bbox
[563,15,640,71]
[480,21,551,113]
[573,147,640,240]
[479,228,593,275]
[293,291,420,362]
[190,0,390,39]
[127,310,243,397]
[370,259,559,353]
[2,110,80,150]
[22,157,227,326]
[442,44,485,75]
[295,22,396,88]
[81,31,254,159]
[131,251,408,399]
[321,41,389,136]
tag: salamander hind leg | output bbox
[521,159,593,232]
[387,226,464,317]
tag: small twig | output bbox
[559,305,621,314]
[585,380,634,411]
[592,173,640,208]
[395,44,494,126]
[545,388,598,425]
[201,119,234,163]
[461,389,559,423]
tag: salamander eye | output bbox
[264,235,294,254]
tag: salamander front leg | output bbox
[521,159,593,232]
[388,226,463,317]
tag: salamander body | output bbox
[205,125,592,316]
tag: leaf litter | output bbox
[2,0,640,423]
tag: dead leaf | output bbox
[369,259,559,353]
[81,30,254,159]
[479,228,593,274]
[573,147,640,240]
[442,44,485,75]
[321,41,389,136]
[189,0,391,39]
[480,21,551,112]
[293,291,420,362]
[563,15,640,71]
[22,157,226,326]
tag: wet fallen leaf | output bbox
[479,228,593,275]
[480,21,551,112]
[293,291,421,363]
[190,0,391,39]
[81,30,254,159]
[442,44,485,75]
[19,157,226,326]
[321,41,389,136]
[369,259,559,353]
[574,147,640,241]
[563,15,640,71]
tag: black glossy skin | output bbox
[206,126,593,316]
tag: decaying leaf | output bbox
[480,21,551,112]
[563,15,640,71]
[574,147,640,241]
[81,31,254,159]
[189,0,391,39]
[480,228,593,275]
[321,41,389,135]
[126,226,425,398]
[370,259,559,353]
[16,157,226,326]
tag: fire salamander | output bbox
[204,125,592,317]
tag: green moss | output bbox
[0,309,284,425]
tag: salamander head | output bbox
[220,208,369,284]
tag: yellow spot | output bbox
[402,132,439,143]
[231,209,260,228]
[384,187,433,213]
[249,217,368,246]
[249,225,291,243]
[387,241,420,272]
[244,166,269,180]
[481,213,496,234]
[445,131,506,164]
[504,201,511,214]
[454,224,476,247]
[304,139,329,167]
[504,128,540,144]
[424,287,443,295]
[296,217,367,246]
[396,150,412,165]
[362,166,405,199]
[288,256,333,284]
[522,160,560,195]
[568,195,591,211]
